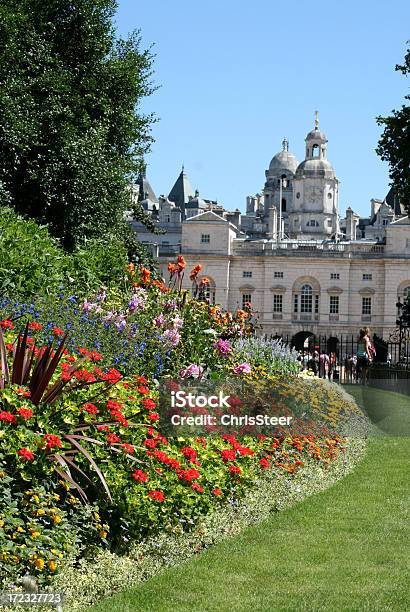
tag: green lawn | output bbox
[90,387,410,612]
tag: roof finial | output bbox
[282,137,289,151]
[181,163,184,173]
[314,110,319,129]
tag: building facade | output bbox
[131,118,410,341]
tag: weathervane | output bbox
[314,110,319,129]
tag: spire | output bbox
[168,167,195,211]
[282,137,289,152]
[314,110,319,129]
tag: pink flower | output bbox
[214,339,232,356]
[233,363,252,375]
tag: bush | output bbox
[233,336,301,375]
[0,208,131,298]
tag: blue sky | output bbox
[116,0,409,217]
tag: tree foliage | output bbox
[0,0,156,249]
[376,43,410,215]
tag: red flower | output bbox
[144,438,157,449]
[148,412,160,422]
[192,482,204,493]
[259,458,270,469]
[229,465,242,475]
[28,322,43,331]
[107,400,123,411]
[121,442,135,454]
[18,448,35,461]
[135,376,148,384]
[82,403,99,415]
[141,398,157,411]
[52,327,64,336]
[131,469,149,483]
[43,434,62,451]
[221,449,236,462]
[178,468,200,482]
[106,433,121,444]
[89,351,103,362]
[147,490,165,502]
[0,411,17,425]
[0,319,14,330]
[16,387,30,397]
[137,385,149,395]
[101,368,122,383]
[17,407,34,420]
[180,446,197,461]
[73,369,96,383]
[78,347,90,356]
[237,446,254,456]
[97,425,111,432]
[5,343,13,351]
[212,488,222,496]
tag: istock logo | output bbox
[170,390,231,409]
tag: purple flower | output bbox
[214,338,232,356]
[103,311,115,322]
[82,299,97,312]
[154,313,165,328]
[97,290,107,302]
[233,362,252,375]
[115,315,127,332]
[162,328,181,348]
[172,315,184,330]
[163,299,177,311]
[129,289,147,313]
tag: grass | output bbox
[89,387,410,612]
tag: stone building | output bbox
[131,118,410,342]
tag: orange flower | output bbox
[153,279,169,293]
[168,263,178,276]
[236,309,249,320]
[140,267,151,284]
[177,255,186,272]
[127,263,135,275]
[189,264,202,281]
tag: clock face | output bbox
[305,186,322,204]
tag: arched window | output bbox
[300,284,313,313]
[312,144,320,158]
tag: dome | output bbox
[268,149,299,175]
[295,158,336,179]
[305,127,327,142]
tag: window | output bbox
[201,234,210,243]
[327,192,332,199]
[329,296,339,314]
[282,198,287,212]
[363,273,372,281]
[242,294,252,309]
[243,271,252,278]
[166,215,170,223]
[314,294,319,314]
[362,297,372,315]
[331,273,340,280]
[274,271,284,279]
[293,294,298,314]
[307,220,319,227]
[312,144,320,158]
[300,284,313,313]
[273,294,283,313]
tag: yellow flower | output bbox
[52,515,62,525]
[99,530,108,539]
[30,530,41,538]
[53,493,60,501]
[32,495,40,504]
[16,526,25,533]
[0,520,4,528]
[36,509,46,516]
[34,558,45,570]
[48,559,57,572]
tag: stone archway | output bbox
[291,331,314,351]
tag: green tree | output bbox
[0,0,156,250]
[376,43,410,215]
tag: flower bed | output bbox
[0,261,367,606]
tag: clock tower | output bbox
[288,114,340,239]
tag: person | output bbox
[319,351,330,379]
[308,351,319,376]
[356,327,373,384]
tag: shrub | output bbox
[233,336,301,375]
